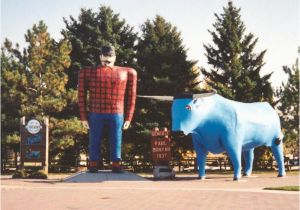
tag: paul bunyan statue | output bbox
[78,44,137,173]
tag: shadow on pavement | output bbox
[63,170,148,183]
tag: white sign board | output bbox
[25,119,42,134]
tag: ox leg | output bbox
[192,137,208,180]
[226,147,242,180]
[271,139,286,177]
[242,149,254,177]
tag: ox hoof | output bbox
[277,174,286,178]
[197,176,206,180]
[233,177,240,181]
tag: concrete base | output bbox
[153,165,175,179]
[63,170,147,183]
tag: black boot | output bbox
[111,162,123,173]
[88,161,98,173]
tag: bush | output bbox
[12,169,48,179]
[12,169,28,178]
[27,170,48,179]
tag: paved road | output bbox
[1,173,299,210]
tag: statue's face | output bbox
[100,54,116,67]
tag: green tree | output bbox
[136,15,200,122]
[22,22,71,117]
[1,43,25,170]
[201,1,275,168]
[201,1,273,103]
[62,5,137,89]
[137,15,200,96]
[1,21,87,168]
[131,15,201,162]
[276,59,299,156]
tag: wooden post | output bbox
[19,117,26,170]
[43,117,49,174]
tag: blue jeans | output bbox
[89,113,124,162]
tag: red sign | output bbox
[151,128,171,161]
[151,129,170,137]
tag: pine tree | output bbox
[137,15,200,96]
[1,41,23,136]
[276,59,299,155]
[62,6,137,89]
[130,15,200,162]
[136,15,200,128]
[20,22,71,117]
[1,41,25,169]
[201,1,276,168]
[202,1,273,103]
[1,21,87,168]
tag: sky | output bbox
[1,0,299,87]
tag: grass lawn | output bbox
[263,186,300,191]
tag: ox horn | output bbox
[192,89,217,99]
[137,95,174,101]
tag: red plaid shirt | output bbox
[78,65,137,122]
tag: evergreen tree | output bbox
[202,1,273,102]
[136,15,200,124]
[131,15,200,162]
[1,42,25,169]
[1,21,87,168]
[201,1,275,168]
[276,59,299,155]
[21,22,71,117]
[137,15,200,96]
[62,6,137,89]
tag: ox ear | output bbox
[192,98,204,108]
[137,95,174,101]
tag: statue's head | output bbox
[99,44,116,67]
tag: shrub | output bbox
[27,170,48,179]
[12,169,28,178]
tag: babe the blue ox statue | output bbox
[171,91,285,180]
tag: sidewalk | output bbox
[1,172,299,210]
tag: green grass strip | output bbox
[263,186,300,191]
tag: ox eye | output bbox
[185,105,192,110]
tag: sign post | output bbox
[20,117,49,174]
[151,127,175,179]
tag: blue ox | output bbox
[171,91,285,180]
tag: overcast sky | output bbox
[1,0,299,87]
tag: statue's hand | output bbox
[123,121,131,130]
[82,120,90,129]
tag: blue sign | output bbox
[26,133,42,145]
[25,150,41,159]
